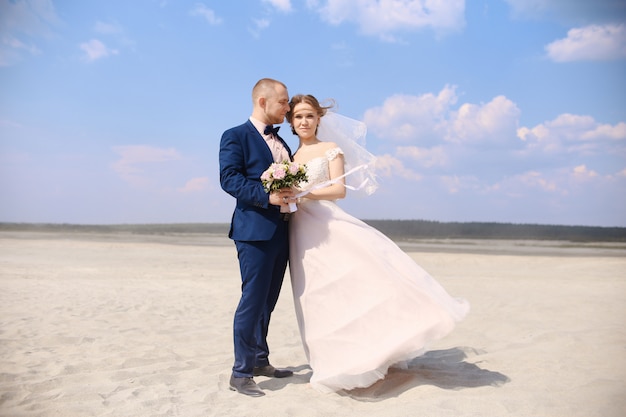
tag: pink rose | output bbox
[273,167,286,180]
[288,163,299,175]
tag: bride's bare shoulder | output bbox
[321,142,344,158]
[319,141,341,152]
[320,141,337,148]
[295,141,342,163]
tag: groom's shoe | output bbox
[253,365,293,378]
[229,375,265,397]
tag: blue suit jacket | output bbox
[219,120,293,241]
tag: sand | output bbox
[0,231,624,417]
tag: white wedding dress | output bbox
[289,147,470,393]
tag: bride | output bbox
[286,94,470,393]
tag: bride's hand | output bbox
[270,189,296,207]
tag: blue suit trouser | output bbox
[232,222,289,377]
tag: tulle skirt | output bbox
[289,199,469,393]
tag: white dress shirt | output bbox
[250,117,290,163]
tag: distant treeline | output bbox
[0,223,230,235]
[362,220,626,242]
[1,221,625,242]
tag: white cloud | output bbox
[111,145,182,187]
[310,0,465,40]
[546,24,626,62]
[249,18,271,38]
[0,35,40,66]
[446,95,521,145]
[91,20,135,51]
[178,177,210,193]
[503,170,559,193]
[364,86,520,146]
[395,145,448,168]
[572,164,598,179]
[2,34,39,52]
[263,0,292,12]
[517,114,626,154]
[581,122,626,141]
[479,163,623,222]
[439,175,482,194]
[190,3,223,25]
[247,1,292,38]
[79,39,119,62]
[564,164,621,191]
[363,85,458,143]
[373,154,422,181]
[363,87,626,222]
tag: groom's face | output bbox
[264,85,290,125]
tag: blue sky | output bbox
[1,0,625,227]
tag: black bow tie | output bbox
[264,125,280,136]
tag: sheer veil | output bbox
[316,111,379,197]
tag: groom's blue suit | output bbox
[219,119,293,378]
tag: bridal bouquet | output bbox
[261,160,308,212]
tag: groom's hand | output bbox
[270,189,296,208]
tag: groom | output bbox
[219,78,296,397]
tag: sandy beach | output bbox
[0,230,624,417]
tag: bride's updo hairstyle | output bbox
[286,94,334,135]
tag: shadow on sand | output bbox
[258,347,509,399]
[343,346,510,401]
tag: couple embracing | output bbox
[218,78,469,397]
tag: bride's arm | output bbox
[301,152,347,201]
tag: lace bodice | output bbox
[298,147,343,192]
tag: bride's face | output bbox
[291,103,320,140]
